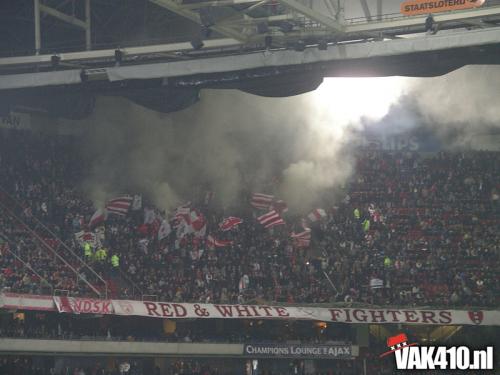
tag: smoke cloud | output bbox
[70,65,499,214]
[408,65,500,147]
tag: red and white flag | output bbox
[307,208,327,222]
[131,194,142,211]
[144,207,156,224]
[189,210,206,232]
[251,193,274,210]
[106,196,133,216]
[291,228,311,247]
[206,235,233,248]
[158,220,172,241]
[257,210,285,229]
[219,216,243,231]
[238,274,250,291]
[173,203,191,225]
[89,208,105,228]
[75,231,98,247]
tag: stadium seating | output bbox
[0,129,498,308]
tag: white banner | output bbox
[0,293,55,311]
[112,300,500,326]
[1,294,499,326]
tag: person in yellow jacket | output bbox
[95,247,107,262]
[362,218,370,232]
[111,254,120,268]
[83,242,93,259]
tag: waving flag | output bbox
[189,210,206,232]
[219,216,243,231]
[206,235,233,248]
[144,207,156,224]
[158,220,172,241]
[75,231,98,248]
[291,228,311,247]
[106,196,133,216]
[251,193,274,210]
[257,210,285,229]
[239,274,250,291]
[173,203,191,225]
[131,194,142,210]
[307,208,327,222]
[89,209,105,228]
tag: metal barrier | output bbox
[0,186,107,298]
[0,235,54,295]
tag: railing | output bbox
[0,235,53,295]
[117,268,143,299]
[0,185,107,298]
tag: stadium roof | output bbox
[1,0,500,117]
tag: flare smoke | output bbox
[71,65,500,213]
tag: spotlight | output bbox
[294,40,306,52]
[318,40,328,51]
[114,49,123,65]
[51,55,60,68]
[264,35,272,49]
[191,38,204,50]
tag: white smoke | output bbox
[68,65,499,214]
[410,65,500,147]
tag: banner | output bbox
[400,0,485,16]
[0,293,55,311]
[111,300,500,326]
[53,296,113,315]
[244,344,353,359]
[1,294,499,326]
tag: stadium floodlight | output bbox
[191,37,204,50]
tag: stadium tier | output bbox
[0,126,498,374]
[1,0,500,373]
[0,130,497,307]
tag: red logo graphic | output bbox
[380,333,418,358]
[468,311,484,325]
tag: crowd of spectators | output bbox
[0,129,498,308]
